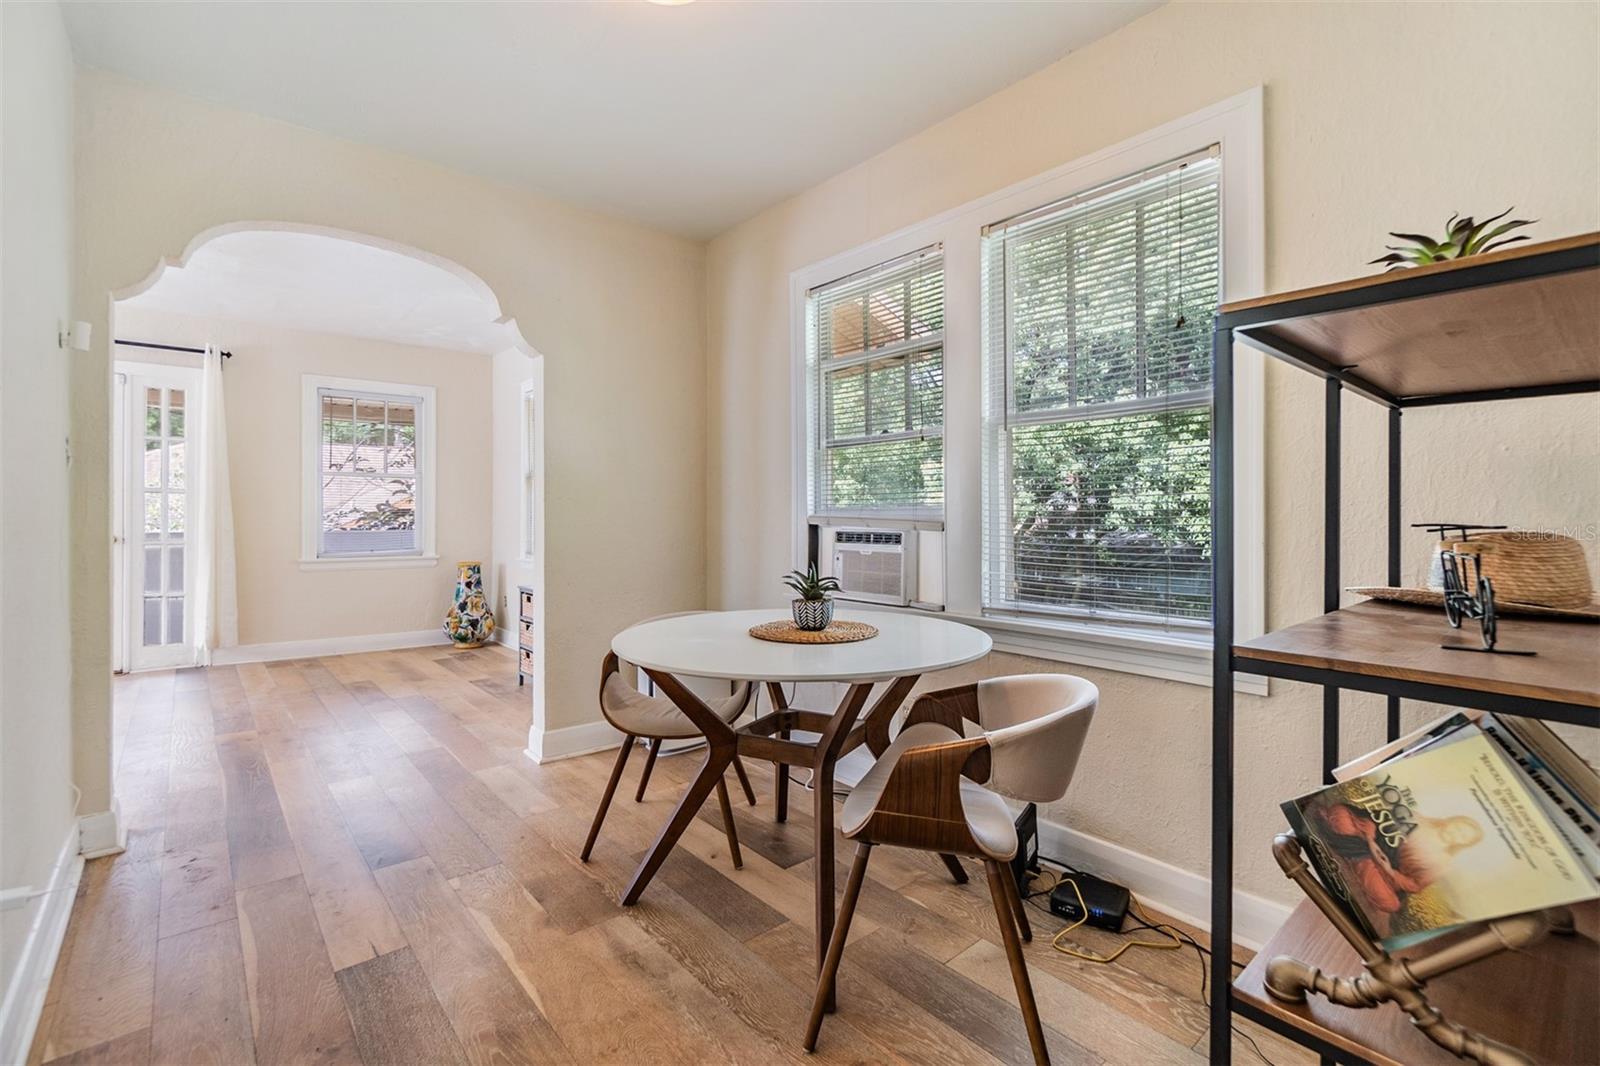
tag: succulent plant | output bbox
[782,564,841,602]
[1370,209,1536,270]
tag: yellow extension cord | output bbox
[1029,869,1184,964]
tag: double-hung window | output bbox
[982,148,1221,628]
[808,247,944,518]
[303,375,436,563]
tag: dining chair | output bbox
[581,650,758,869]
[803,673,1097,1065]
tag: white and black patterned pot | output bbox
[791,598,834,631]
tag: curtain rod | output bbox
[115,339,232,359]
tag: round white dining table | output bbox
[609,606,991,1008]
[612,606,992,683]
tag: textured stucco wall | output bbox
[0,0,78,1005]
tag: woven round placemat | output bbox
[748,619,879,644]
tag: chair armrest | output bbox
[855,735,992,853]
[901,684,982,736]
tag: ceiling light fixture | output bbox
[646,0,696,6]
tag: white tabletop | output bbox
[611,607,992,683]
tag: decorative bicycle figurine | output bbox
[1439,544,1501,651]
[1411,522,1534,656]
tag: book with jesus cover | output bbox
[1283,731,1600,950]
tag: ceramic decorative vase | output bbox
[444,561,496,648]
[792,598,834,631]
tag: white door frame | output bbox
[117,360,203,672]
[112,370,128,673]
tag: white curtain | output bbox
[193,345,238,663]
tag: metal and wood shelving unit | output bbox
[1208,234,1600,1064]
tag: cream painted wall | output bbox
[112,306,493,646]
[0,0,78,1019]
[490,347,539,634]
[705,1,1600,903]
[72,71,709,815]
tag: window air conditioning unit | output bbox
[831,529,915,607]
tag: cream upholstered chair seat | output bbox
[840,721,1017,860]
[600,671,751,739]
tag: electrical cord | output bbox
[1024,857,1277,1066]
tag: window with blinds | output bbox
[981,148,1220,626]
[317,387,423,556]
[809,247,944,517]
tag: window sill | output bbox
[945,609,1269,696]
[299,554,439,572]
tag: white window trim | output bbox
[300,374,438,569]
[789,88,1266,694]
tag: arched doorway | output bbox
[105,222,545,833]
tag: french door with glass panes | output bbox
[120,364,201,671]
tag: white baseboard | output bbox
[524,719,624,764]
[211,629,450,666]
[0,824,84,1066]
[1034,815,1290,951]
[77,803,125,859]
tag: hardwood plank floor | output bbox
[31,645,1309,1066]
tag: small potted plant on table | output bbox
[784,564,841,631]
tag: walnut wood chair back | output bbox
[579,639,758,872]
[804,674,1098,1066]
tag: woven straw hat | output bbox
[1350,530,1598,620]
[1455,531,1593,608]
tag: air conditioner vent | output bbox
[835,530,903,547]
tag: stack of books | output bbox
[1282,710,1600,950]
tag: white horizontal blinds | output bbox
[319,388,421,555]
[983,148,1220,626]
[811,246,944,516]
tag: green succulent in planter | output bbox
[783,564,841,602]
[1370,209,1536,270]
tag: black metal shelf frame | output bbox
[1207,243,1600,1065]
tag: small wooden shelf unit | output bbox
[516,585,535,687]
[1209,234,1600,1064]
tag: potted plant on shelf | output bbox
[783,564,841,631]
[1369,208,1536,270]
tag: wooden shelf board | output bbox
[1234,601,1600,708]
[1220,233,1600,401]
[1234,900,1598,1066]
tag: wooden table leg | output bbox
[859,674,919,758]
[621,745,732,905]
[621,669,739,907]
[811,682,873,1013]
[765,682,790,823]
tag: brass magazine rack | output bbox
[1266,833,1570,1066]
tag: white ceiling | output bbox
[120,229,519,355]
[61,1,1158,238]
